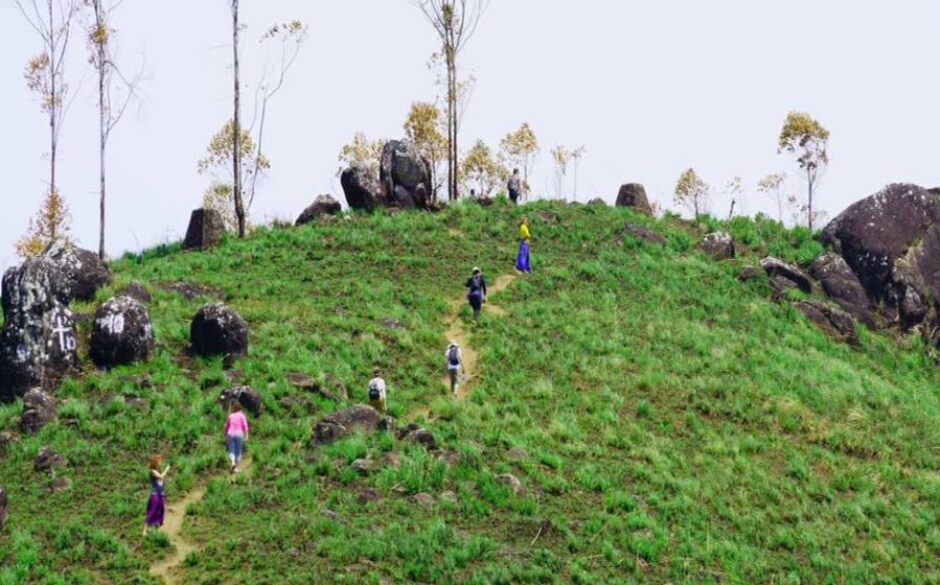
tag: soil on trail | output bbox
[149,457,252,585]
[439,273,516,401]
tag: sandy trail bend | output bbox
[149,457,252,584]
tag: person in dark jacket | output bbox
[465,267,488,319]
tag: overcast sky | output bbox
[2,0,939,273]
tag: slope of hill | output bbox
[2,200,940,584]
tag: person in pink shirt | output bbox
[224,403,249,473]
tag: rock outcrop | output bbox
[42,241,112,301]
[615,183,652,215]
[183,209,226,250]
[699,232,735,260]
[310,405,387,446]
[808,252,875,328]
[614,222,666,246]
[219,385,263,415]
[794,300,859,346]
[0,259,78,402]
[820,183,940,329]
[90,296,155,368]
[21,388,56,434]
[380,140,432,209]
[296,195,342,226]
[190,303,249,359]
[341,165,383,211]
[760,257,813,295]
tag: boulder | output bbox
[21,388,56,434]
[183,208,226,250]
[0,486,7,532]
[357,488,381,505]
[820,183,940,328]
[495,473,525,498]
[380,140,431,208]
[405,428,437,450]
[310,405,384,446]
[615,183,653,215]
[296,195,342,226]
[34,446,65,472]
[760,257,813,294]
[219,385,263,415]
[190,303,249,359]
[350,458,373,475]
[794,300,860,346]
[90,296,155,368]
[41,241,112,302]
[341,165,383,211]
[587,198,607,207]
[119,281,153,303]
[808,252,875,328]
[0,302,78,402]
[699,231,735,260]
[614,222,666,246]
[1,257,69,316]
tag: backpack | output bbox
[448,346,460,367]
[368,379,382,400]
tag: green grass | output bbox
[2,200,940,583]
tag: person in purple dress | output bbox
[143,454,170,535]
[515,216,532,273]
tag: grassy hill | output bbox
[2,200,940,584]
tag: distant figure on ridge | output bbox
[516,216,532,274]
[144,455,170,535]
[224,403,249,473]
[466,266,488,319]
[507,169,522,204]
[445,341,466,396]
[368,367,388,413]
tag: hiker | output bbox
[368,367,387,413]
[507,169,522,204]
[445,341,466,396]
[144,455,170,535]
[224,403,249,473]
[516,216,532,273]
[465,266,488,319]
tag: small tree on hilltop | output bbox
[674,168,709,223]
[461,139,505,197]
[551,145,570,200]
[17,188,71,258]
[338,132,384,179]
[778,111,829,231]
[404,101,447,199]
[757,172,796,225]
[570,145,586,201]
[198,121,269,232]
[499,123,539,197]
[723,176,742,220]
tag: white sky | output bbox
[2,0,939,273]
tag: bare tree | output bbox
[16,0,78,204]
[84,0,143,259]
[570,146,586,201]
[415,0,489,201]
[229,0,246,238]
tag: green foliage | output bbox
[2,202,940,583]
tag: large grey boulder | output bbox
[615,183,653,216]
[191,303,249,359]
[820,183,940,328]
[808,252,875,328]
[699,231,735,260]
[296,195,342,226]
[42,241,112,302]
[794,300,859,346]
[183,209,226,250]
[380,140,431,209]
[0,259,78,402]
[760,257,813,294]
[341,165,383,211]
[90,296,155,368]
[310,405,387,446]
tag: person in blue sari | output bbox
[515,216,532,273]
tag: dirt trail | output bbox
[149,457,252,585]
[440,273,517,401]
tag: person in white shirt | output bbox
[445,342,465,396]
[368,368,387,412]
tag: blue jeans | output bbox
[227,434,244,464]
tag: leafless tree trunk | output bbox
[231,0,246,237]
[416,0,488,201]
